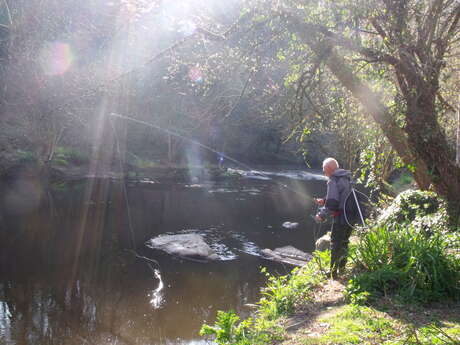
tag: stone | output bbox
[261,245,312,266]
[282,221,299,229]
[146,233,219,261]
[315,232,331,251]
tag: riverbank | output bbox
[282,279,460,344]
[200,190,460,345]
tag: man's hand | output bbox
[314,214,325,223]
[314,198,325,206]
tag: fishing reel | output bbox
[311,207,327,224]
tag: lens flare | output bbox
[39,42,74,76]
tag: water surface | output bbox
[0,169,326,345]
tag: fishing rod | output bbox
[109,112,316,203]
[110,112,373,232]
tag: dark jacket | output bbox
[318,169,351,221]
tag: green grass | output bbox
[347,190,460,304]
[299,304,460,345]
[201,190,460,345]
[347,225,460,304]
[200,251,329,345]
[301,305,397,344]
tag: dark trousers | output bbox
[330,218,353,275]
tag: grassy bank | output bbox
[200,190,460,344]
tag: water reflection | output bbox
[0,172,325,344]
[150,269,165,309]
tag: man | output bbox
[314,158,353,279]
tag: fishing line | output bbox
[110,117,162,275]
[110,118,137,251]
[109,112,315,202]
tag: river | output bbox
[0,169,326,345]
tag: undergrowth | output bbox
[200,190,460,345]
[348,190,460,304]
[200,251,329,344]
[348,225,460,304]
[301,304,460,345]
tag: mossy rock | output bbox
[378,189,449,233]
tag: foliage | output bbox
[390,170,414,194]
[302,304,397,344]
[301,304,460,345]
[16,149,37,164]
[402,323,460,345]
[347,225,460,304]
[200,311,255,345]
[377,190,450,234]
[51,146,89,167]
[126,152,157,170]
[200,251,328,344]
[258,253,326,319]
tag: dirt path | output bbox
[281,279,347,344]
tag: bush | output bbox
[200,311,254,345]
[377,190,450,234]
[52,147,89,166]
[16,149,37,163]
[258,251,328,320]
[348,225,460,304]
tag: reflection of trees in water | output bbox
[0,178,137,344]
[0,248,140,345]
[0,176,320,344]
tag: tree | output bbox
[231,0,460,221]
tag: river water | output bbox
[0,169,326,345]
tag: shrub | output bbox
[52,147,89,166]
[200,311,254,345]
[348,225,460,304]
[258,251,328,320]
[16,149,37,163]
[377,190,450,234]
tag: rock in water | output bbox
[282,221,299,229]
[146,234,219,261]
[315,232,331,251]
[261,245,312,266]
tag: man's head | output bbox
[322,157,339,177]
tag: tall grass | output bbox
[200,251,329,344]
[258,252,326,320]
[348,225,460,303]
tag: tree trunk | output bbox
[404,90,460,221]
[301,35,432,189]
[283,12,460,223]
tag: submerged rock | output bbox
[282,221,299,229]
[261,245,312,266]
[146,234,219,262]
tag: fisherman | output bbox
[314,157,353,279]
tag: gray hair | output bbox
[322,157,339,169]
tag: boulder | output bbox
[261,245,312,266]
[315,232,331,251]
[282,221,299,229]
[146,234,219,261]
